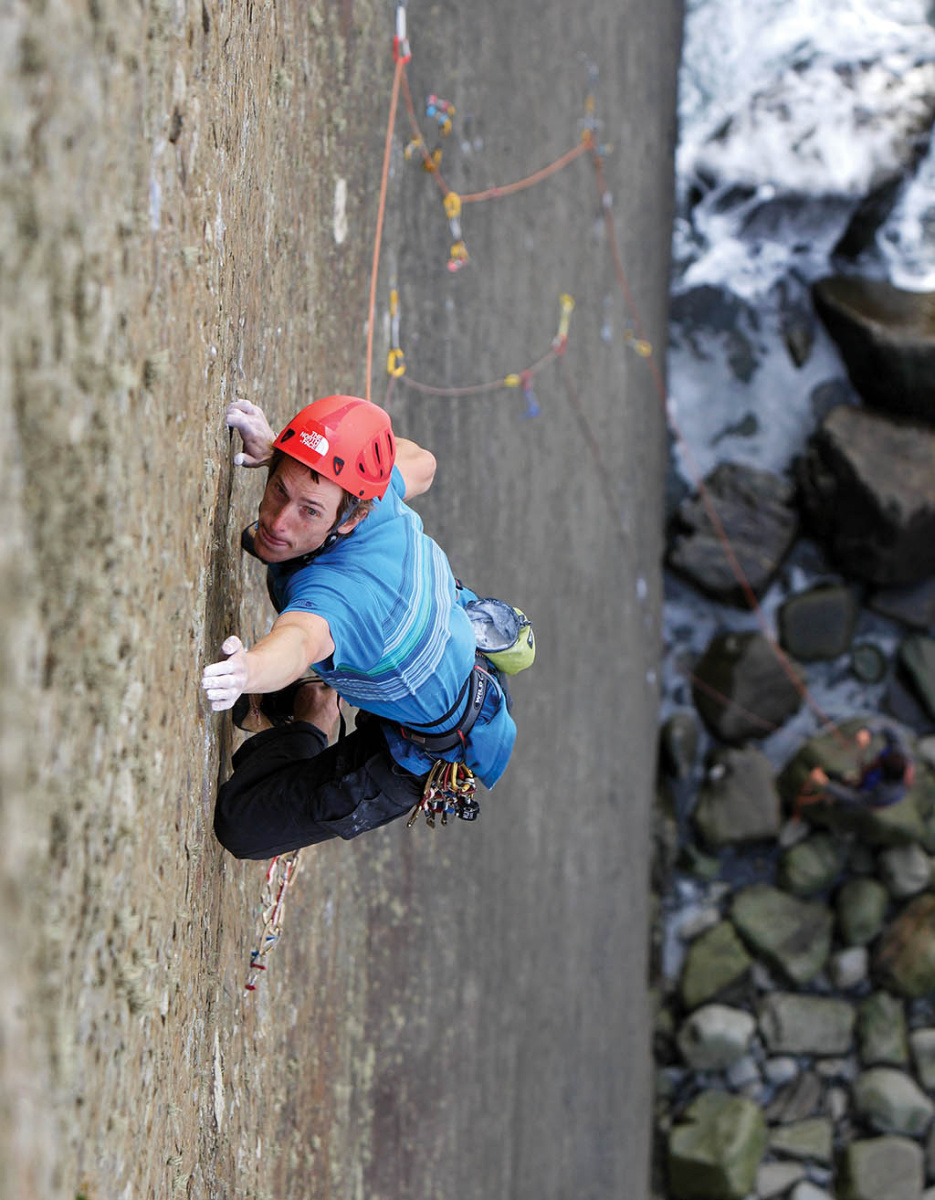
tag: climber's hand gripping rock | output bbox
[227,398,276,467]
[201,635,250,711]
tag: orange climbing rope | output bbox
[461,140,592,203]
[365,54,405,403]
[400,341,564,397]
[401,63,592,204]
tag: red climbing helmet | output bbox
[273,395,396,500]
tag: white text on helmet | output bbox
[299,430,329,455]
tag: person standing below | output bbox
[795,725,916,819]
[201,396,517,857]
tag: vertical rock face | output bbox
[796,404,935,586]
[812,276,935,425]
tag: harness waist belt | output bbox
[400,657,488,753]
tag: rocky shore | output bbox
[654,277,935,1200]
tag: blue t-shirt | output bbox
[265,467,516,787]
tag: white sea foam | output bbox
[662,0,934,757]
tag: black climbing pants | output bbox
[214,716,427,859]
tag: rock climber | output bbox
[201,395,519,857]
[795,726,916,819]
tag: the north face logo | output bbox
[299,430,329,455]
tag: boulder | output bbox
[836,877,890,946]
[778,584,860,661]
[837,1136,924,1200]
[768,1118,833,1164]
[667,1090,767,1200]
[725,1054,761,1094]
[765,1069,822,1124]
[757,1161,807,1198]
[858,992,909,1068]
[763,1056,798,1087]
[667,463,798,603]
[796,404,935,586]
[870,578,935,632]
[853,1068,935,1137]
[693,746,782,847]
[875,894,935,998]
[680,921,753,1011]
[909,1029,935,1092]
[660,711,701,779]
[850,641,889,684]
[878,842,932,899]
[758,993,855,1057]
[812,276,935,425]
[829,945,869,990]
[885,671,935,738]
[676,1004,756,1071]
[692,632,805,743]
[779,833,846,896]
[731,885,832,985]
[898,635,935,723]
[791,1184,832,1200]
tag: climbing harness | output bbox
[399,655,489,753]
[243,850,302,995]
[407,759,480,827]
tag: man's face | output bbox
[254,457,356,562]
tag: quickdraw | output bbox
[407,759,480,828]
[520,369,540,418]
[393,2,411,63]
[444,193,469,272]
[553,292,575,352]
[243,850,302,995]
[426,94,455,136]
[387,286,406,377]
[447,239,469,273]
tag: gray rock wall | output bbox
[0,2,682,1197]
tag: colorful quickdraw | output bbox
[553,293,575,351]
[408,759,479,828]
[387,286,406,377]
[243,850,302,995]
[426,94,455,136]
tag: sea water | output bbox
[662,0,935,767]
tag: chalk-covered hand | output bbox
[226,398,276,467]
[201,636,250,710]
